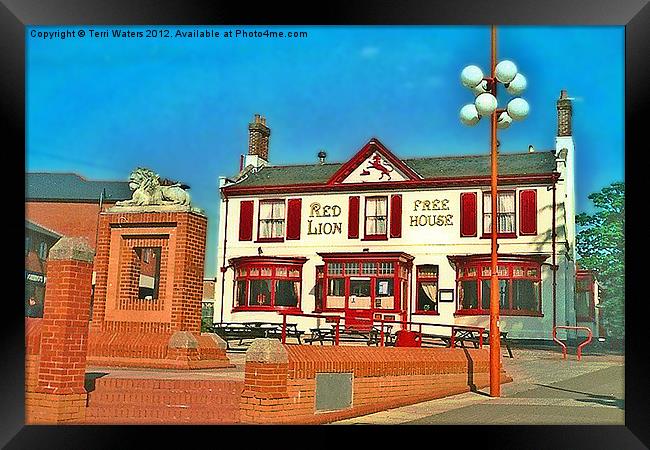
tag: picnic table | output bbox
[305,324,393,346]
[452,327,513,358]
[209,322,304,350]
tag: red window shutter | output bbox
[286,198,302,240]
[348,196,360,239]
[519,189,537,235]
[390,194,402,238]
[238,200,254,241]
[460,192,477,237]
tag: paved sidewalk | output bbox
[333,348,624,425]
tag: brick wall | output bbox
[240,341,509,424]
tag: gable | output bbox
[327,138,422,185]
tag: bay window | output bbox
[230,256,306,311]
[453,255,544,316]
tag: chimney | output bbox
[248,114,271,162]
[557,89,572,137]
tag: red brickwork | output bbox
[85,378,243,424]
[26,201,117,250]
[240,344,511,425]
[25,238,94,424]
[87,208,230,369]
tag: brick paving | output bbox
[333,348,624,425]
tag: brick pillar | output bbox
[240,339,290,424]
[26,237,94,424]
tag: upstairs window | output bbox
[258,200,285,241]
[364,196,388,239]
[483,191,516,237]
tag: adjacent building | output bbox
[214,92,600,341]
[25,172,131,315]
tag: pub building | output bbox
[215,91,600,341]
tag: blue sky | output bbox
[26,26,624,277]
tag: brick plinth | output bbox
[88,208,231,369]
[26,238,94,424]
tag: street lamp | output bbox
[458,25,529,397]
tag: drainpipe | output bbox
[219,195,229,324]
[552,173,558,332]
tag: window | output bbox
[375,278,394,309]
[456,259,542,316]
[575,273,595,321]
[416,265,439,314]
[483,191,516,236]
[231,257,305,311]
[135,247,161,300]
[364,196,388,238]
[258,200,285,240]
[38,241,48,260]
[25,236,32,256]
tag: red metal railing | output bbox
[375,318,484,348]
[552,325,593,361]
[277,312,485,348]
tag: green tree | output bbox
[575,182,624,338]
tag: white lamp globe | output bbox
[460,104,480,126]
[461,65,484,88]
[497,111,513,129]
[505,73,527,95]
[495,60,518,84]
[507,97,530,121]
[471,80,490,96]
[475,92,498,116]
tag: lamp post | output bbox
[459,25,529,397]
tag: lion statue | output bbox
[116,168,191,207]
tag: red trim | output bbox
[327,138,422,185]
[348,196,360,239]
[454,311,544,317]
[238,200,254,241]
[390,194,402,238]
[519,189,537,235]
[460,192,477,237]
[255,237,284,243]
[222,173,557,197]
[413,311,440,316]
[286,198,302,240]
[363,196,388,240]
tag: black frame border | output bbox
[4,0,648,448]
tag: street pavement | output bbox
[333,348,624,425]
